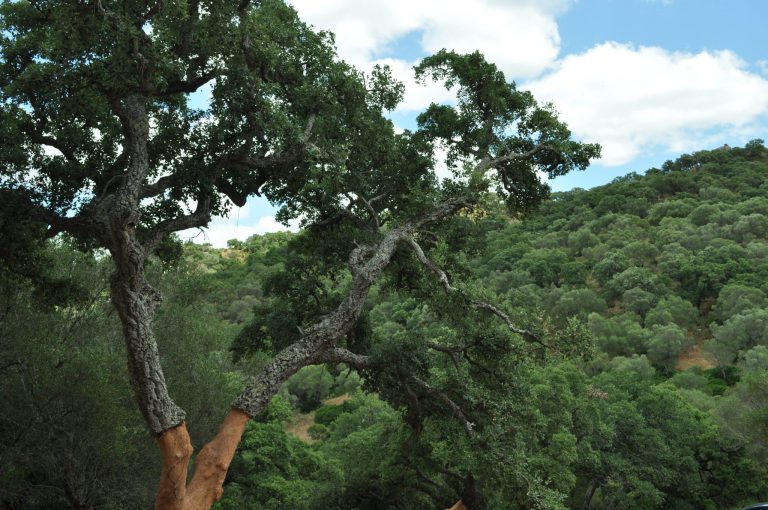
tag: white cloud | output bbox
[289,0,568,111]
[371,57,456,112]
[526,43,768,165]
[179,214,300,248]
[415,2,562,79]
[288,0,422,67]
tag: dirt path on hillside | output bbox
[676,337,716,371]
[285,411,317,443]
[284,394,353,444]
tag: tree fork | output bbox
[155,409,249,510]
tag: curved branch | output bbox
[142,194,211,258]
[406,374,475,438]
[23,128,78,163]
[471,301,542,346]
[477,143,558,173]
[160,72,217,96]
[406,238,542,346]
[406,238,456,292]
[232,196,472,418]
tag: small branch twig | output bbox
[471,301,544,346]
[407,374,475,437]
[406,237,543,346]
[142,194,211,259]
[406,238,456,292]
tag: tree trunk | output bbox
[584,478,598,508]
[104,176,468,509]
[106,220,248,510]
[155,409,249,510]
[104,95,186,433]
[109,260,185,433]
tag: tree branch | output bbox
[406,374,475,437]
[142,194,211,259]
[315,347,370,370]
[22,126,78,163]
[477,143,557,172]
[312,208,372,233]
[471,301,542,346]
[347,192,382,230]
[141,0,164,22]
[214,174,268,206]
[237,0,252,14]
[232,197,472,418]
[406,238,456,292]
[159,71,217,96]
[406,237,543,346]
[140,114,319,205]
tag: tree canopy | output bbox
[1,1,599,508]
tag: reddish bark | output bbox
[155,409,249,510]
[446,501,468,510]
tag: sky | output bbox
[183,0,768,247]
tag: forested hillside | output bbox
[2,142,768,509]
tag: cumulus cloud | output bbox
[288,0,568,112]
[526,43,768,165]
[371,57,456,112]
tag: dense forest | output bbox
[2,142,767,509]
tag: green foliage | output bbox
[622,287,657,318]
[645,323,691,371]
[218,421,342,510]
[223,141,768,509]
[0,243,240,508]
[588,313,648,357]
[553,289,607,319]
[414,49,600,214]
[710,284,766,323]
[706,309,768,366]
[645,295,698,329]
[283,366,335,412]
[313,402,355,427]
[3,0,768,505]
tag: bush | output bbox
[314,403,351,426]
[308,423,330,441]
[285,366,335,412]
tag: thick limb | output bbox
[154,409,249,510]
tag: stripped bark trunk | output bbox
[155,409,249,510]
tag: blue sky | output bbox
[186,0,768,246]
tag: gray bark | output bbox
[101,96,186,434]
[110,270,185,433]
[233,197,471,417]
